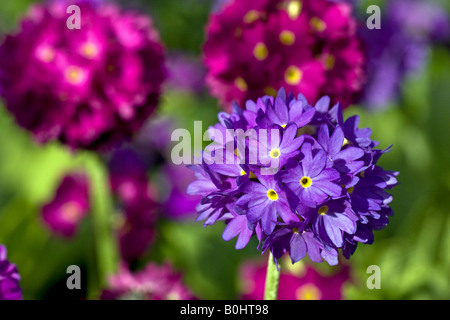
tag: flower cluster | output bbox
[187,88,398,265]
[0,245,22,300]
[203,0,365,111]
[0,0,166,150]
[102,262,195,300]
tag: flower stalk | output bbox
[86,155,119,294]
[264,252,280,300]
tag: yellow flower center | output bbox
[253,42,269,61]
[310,17,327,32]
[300,176,312,188]
[235,77,248,92]
[270,148,281,159]
[279,30,296,46]
[343,138,350,147]
[240,170,257,179]
[267,189,279,201]
[38,46,55,63]
[264,86,278,97]
[318,205,329,216]
[244,10,260,24]
[285,66,303,85]
[61,202,83,223]
[347,187,354,194]
[65,66,84,84]
[81,42,98,59]
[296,283,322,300]
[324,54,335,70]
[287,1,302,20]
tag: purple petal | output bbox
[289,233,307,263]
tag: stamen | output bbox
[267,189,279,201]
[235,77,248,91]
[318,205,329,216]
[279,30,295,46]
[285,66,303,85]
[270,149,281,159]
[253,42,269,61]
[300,176,312,188]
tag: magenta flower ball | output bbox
[203,0,365,111]
[0,0,166,150]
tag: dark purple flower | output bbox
[117,197,158,263]
[109,148,149,205]
[0,245,22,300]
[108,148,158,262]
[187,88,398,266]
[308,199,358,248]
[317,124,365,174]
[160,164,201,220]
[42,172,90,238]
[0,0,166,150]
[166,52,205,93]
[356,0,450,109]
[262,223,324,265]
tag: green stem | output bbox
[264,252,280,300]
[85,155,119,296]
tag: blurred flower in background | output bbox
[41,171,90,238]
[108,148,158,263]
[356,0,450,109]
[166,52,205,94]
[0,0,166,150]
[241,258,349,300]
[102,262,196,300]
[0,245,22,300]
[204,0,366,111]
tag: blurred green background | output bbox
[0,0,449,300]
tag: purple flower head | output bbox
[42,172,90,238]
[204,0,366,112]
[0,0,166,150]
[187,89,398,266]
[0,245,22,300]
[102,262,195,300]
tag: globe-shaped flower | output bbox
[0,0,166,150]
[203,0,365,111]
[187,88,398,266]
